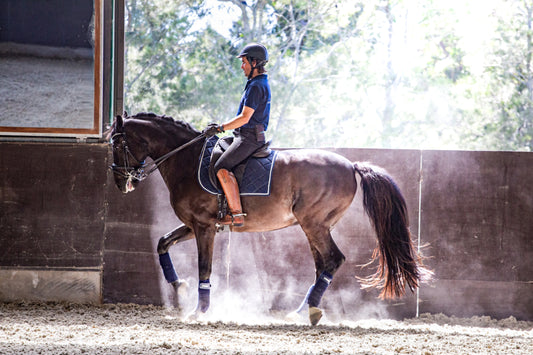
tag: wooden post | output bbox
[113,0,125,118]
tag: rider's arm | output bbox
[221,106,255,131]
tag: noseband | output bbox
[110,132,148,182]
[110,131,207,183]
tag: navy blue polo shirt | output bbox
[237,74,271,131]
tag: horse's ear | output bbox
[115,115,124,131]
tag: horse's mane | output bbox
[127,112,200,135]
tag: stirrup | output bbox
[228,212,246,226]
[217,212,247,227]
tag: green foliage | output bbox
[479,0,533,151]
[123,0,533,151]
[124,0,242,128]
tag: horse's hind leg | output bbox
[157,224,194,311]
[299,225,346,325]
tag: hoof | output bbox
[185,308,207,322]
[309,306,323,326]
[185,310,198,321]
[170,280,189,312]
[174,279,189,299]
[285,311,305,323]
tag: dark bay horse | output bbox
[110,112,430,325]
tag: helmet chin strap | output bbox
[247,56,257,80]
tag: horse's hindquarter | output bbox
[239,149,357,232]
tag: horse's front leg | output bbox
[189,223,217,318]
[157,224,195,311]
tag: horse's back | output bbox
[274,148,356,183]
[276,148,353,167]
[237,148,357,232]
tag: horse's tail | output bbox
[353,162,431,299]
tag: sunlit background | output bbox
[124,0,533,151]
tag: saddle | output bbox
[197,136,277,230]
[198,136,277,198]
[208,136,272,190]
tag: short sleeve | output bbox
[243,85,262,110]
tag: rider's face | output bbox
[240,57,253,77]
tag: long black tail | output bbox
[353,162,431,299]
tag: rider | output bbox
[203,43,271,227]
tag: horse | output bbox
[110,112,430,325]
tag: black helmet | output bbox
[237,43,268,62]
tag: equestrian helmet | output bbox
[237,43,268,62]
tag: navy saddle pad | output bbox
[197,136,278,196]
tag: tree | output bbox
[124,0,243,127]
[123,0,532,151]
[481,0,533,151]
[124,0,367,146]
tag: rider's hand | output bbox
[203,123,224,137]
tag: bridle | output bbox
[110,132,147,182]
[110,131,206,183]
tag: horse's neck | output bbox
[144,123,201,181]
[148,131,198,159]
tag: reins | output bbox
[111,132,206,183]
[142,133,207,178]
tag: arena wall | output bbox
[0,142,531,321]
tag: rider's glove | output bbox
[203,123,224,137]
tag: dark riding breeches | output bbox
[213,126,265,173]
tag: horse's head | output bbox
[110,114,149,193]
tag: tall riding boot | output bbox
[216,169,245,226]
